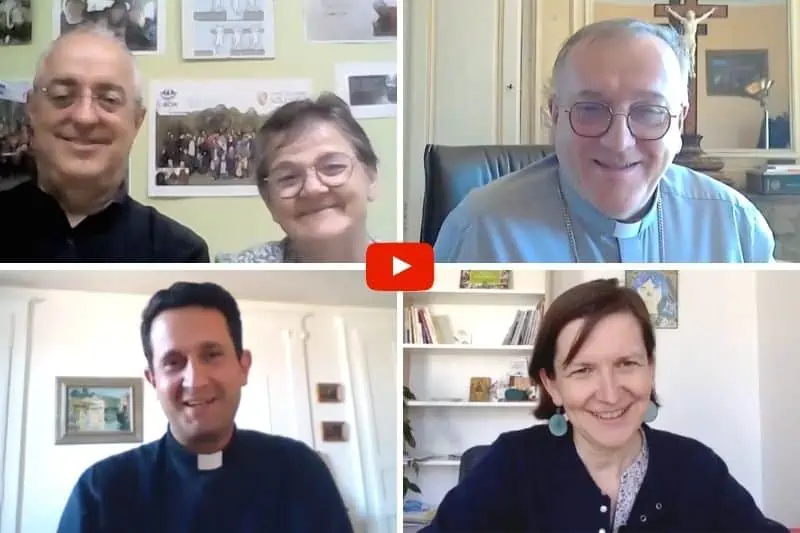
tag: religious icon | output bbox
[665,6,717,78]
[625,271,679,329]
[469,377,492,402]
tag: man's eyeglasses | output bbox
[34,83,129,112]
[264,152,355,199]
[562,101,681,141]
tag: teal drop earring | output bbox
[548,406,568,437]
[643,400,659,423]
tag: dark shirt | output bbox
[0,181,209,262]
[57,428,354,533]
[421,424,789,533]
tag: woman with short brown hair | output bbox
[421,278,786,533]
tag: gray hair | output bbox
[549,18,690,100]
[34,24,144,106]
[251,91,379,195]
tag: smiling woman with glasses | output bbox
[216,92,379,263]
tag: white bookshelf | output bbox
[402,267,549,510]
[407,400,534,407]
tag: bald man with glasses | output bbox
[434,19,775,263]
[0,24,208,262]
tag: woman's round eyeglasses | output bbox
[562,101,681,141]
[264,152,355,199]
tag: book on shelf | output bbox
[501,300,544,346]
[404,305,451,344]
[404,301,543,346]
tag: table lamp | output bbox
[745,78,775,148]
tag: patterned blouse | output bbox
[612,429,650,532]
[215,238,290,263]
[215,237,375,263]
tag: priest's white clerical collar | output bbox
[557,170,659,240]
[197,451,223,471]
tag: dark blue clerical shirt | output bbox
[57,428,354,533]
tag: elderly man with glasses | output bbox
[0,24,209,262]
[216,92,379,263]
[434,18,775,263]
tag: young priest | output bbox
[57,282,353,533]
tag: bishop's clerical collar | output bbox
[557,168,659,240]
[165,425,238,472]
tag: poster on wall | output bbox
[55,0,166,54]
[0,0,32,45]
[304,0,396,43]
[148,78,312,198]
[181,0,276,60]
[335,62,396,119]
[0,80,33,192]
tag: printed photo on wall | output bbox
[625,270,679,329]
[55,376,144,445]
[55,0,166,54]
[0,80,33,192]
[304,0,396,42]
[0,0,32,45]
[181,0,276,60]
[335,62,396,119]
[148,78,312,197]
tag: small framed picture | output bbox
[321,421,348,442]
[317,383,343,403]
[460,270,511,289]
[56,377,144,445]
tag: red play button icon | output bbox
[365,243,434,292]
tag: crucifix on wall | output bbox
[653,0,729,173]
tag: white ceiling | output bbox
[0,269,393,308]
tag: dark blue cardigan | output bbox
[420,424,788,532]
[57,428,353,533]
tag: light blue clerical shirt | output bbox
[433,154,775,263]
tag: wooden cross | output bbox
[653,0,729,136]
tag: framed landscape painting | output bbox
[56,377,144,445]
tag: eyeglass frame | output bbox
[261,152,358,199]
[31,81,133,112]
[559,101,684,141]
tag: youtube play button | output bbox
[366,243,434,292]
[393,257,411,276]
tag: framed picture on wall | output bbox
[0,0,32,45]
[335,62,397,120]
[317,383,344,403]
[147,78,312,198]
[624,270,679,329]
[0,79,33,191]
[321,421,348,442]
[305,0,396,43]
[180,0,276,60]
[55,0,167,55]
[55,377,144,445]
[706,49,769,97]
